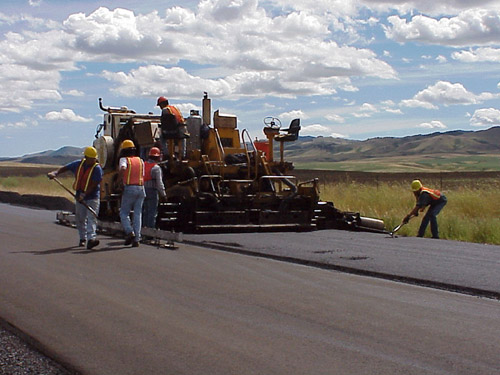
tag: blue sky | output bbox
[1,0,500,157]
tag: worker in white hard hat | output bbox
[403,179,447,239]
[48,146,103,249]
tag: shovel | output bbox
[51,177,99,218]
[389,213,417,238]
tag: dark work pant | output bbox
[418,195,447,238]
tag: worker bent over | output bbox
[403,180,447,239]
[48,146,103,249]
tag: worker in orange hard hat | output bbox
[156,96,187,159]
[48,146,103,249]
[403,179,447,239]
[118,139,145,247]
[142,147,167,231]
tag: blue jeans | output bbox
[75,197,99,241]
[142,187,159,228]
[418,195,447,238]
[120,185,146,241]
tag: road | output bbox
[0,203,499,374]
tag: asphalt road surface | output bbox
[1,203,499,375]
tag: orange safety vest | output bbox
[421,187,441,200]
[166,105,185,124]
[123,157,144,186]
[143,161,156,182]
[73,159,97,192]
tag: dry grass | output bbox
[0,175,74,197]
[319,180,500,245]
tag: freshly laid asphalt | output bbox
[1,203,500,375]
[183,229,500,299]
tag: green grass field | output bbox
[294,154,500,172]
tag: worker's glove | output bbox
[47,171,57,179]
[402,216,410,224]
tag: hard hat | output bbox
[148,147,161,157]
[121,139,135,149]
[84,146,97,158]
[157,96,168,106]
[411,179,422,191]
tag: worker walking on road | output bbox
[142,147,167,229]
[118,140,146,247]
[48,146,103,249]
[403,179,447,239]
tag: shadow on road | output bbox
[13,241,132,255]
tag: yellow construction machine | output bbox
[92,93,385,233]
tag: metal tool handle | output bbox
[51,177,98,218]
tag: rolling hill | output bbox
[0,146,85,165]
[1,127,499,171]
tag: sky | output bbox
[1,0,500,157]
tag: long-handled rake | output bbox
[51,177,98,218]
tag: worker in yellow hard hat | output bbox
[403,179,447,239]
[118,139,145,247]
[48,146,103,249]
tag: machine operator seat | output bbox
[274,118,300,162]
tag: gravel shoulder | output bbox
[0,321,73,375]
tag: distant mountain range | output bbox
[0,146,85,165]
[1,127,500,167]
[285,126,500,163]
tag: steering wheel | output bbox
[264,117,281,129]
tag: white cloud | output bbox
[279,110,307,121]
[44,108,92,122]
[301,124,330,135]
[0,2,401,113]
[384,9,500,47]
[400,81,498,109]
[325,114,346,123]
[0,119,35,129]
[452,47,500,62]
[469,108,500,126]
[418,120,447,129]
[64,89,85,97]
[436,55,447,63]
[330,132,347,138]
[0,64,61,112]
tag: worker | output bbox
[142,147,167,229]
[403,179,447,239]
[47,146,103,249]
[157,96,187,159]
[118,139,145,247]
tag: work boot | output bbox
[87,239,99,250]
[79,239,86,247]
[124,233,135,246]
[132,241,140,248]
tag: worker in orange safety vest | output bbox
[157,96,188,159]
[48,146,103,249]
[403,179,447,239]
[142,147,167,229]
[118,139,145,247]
